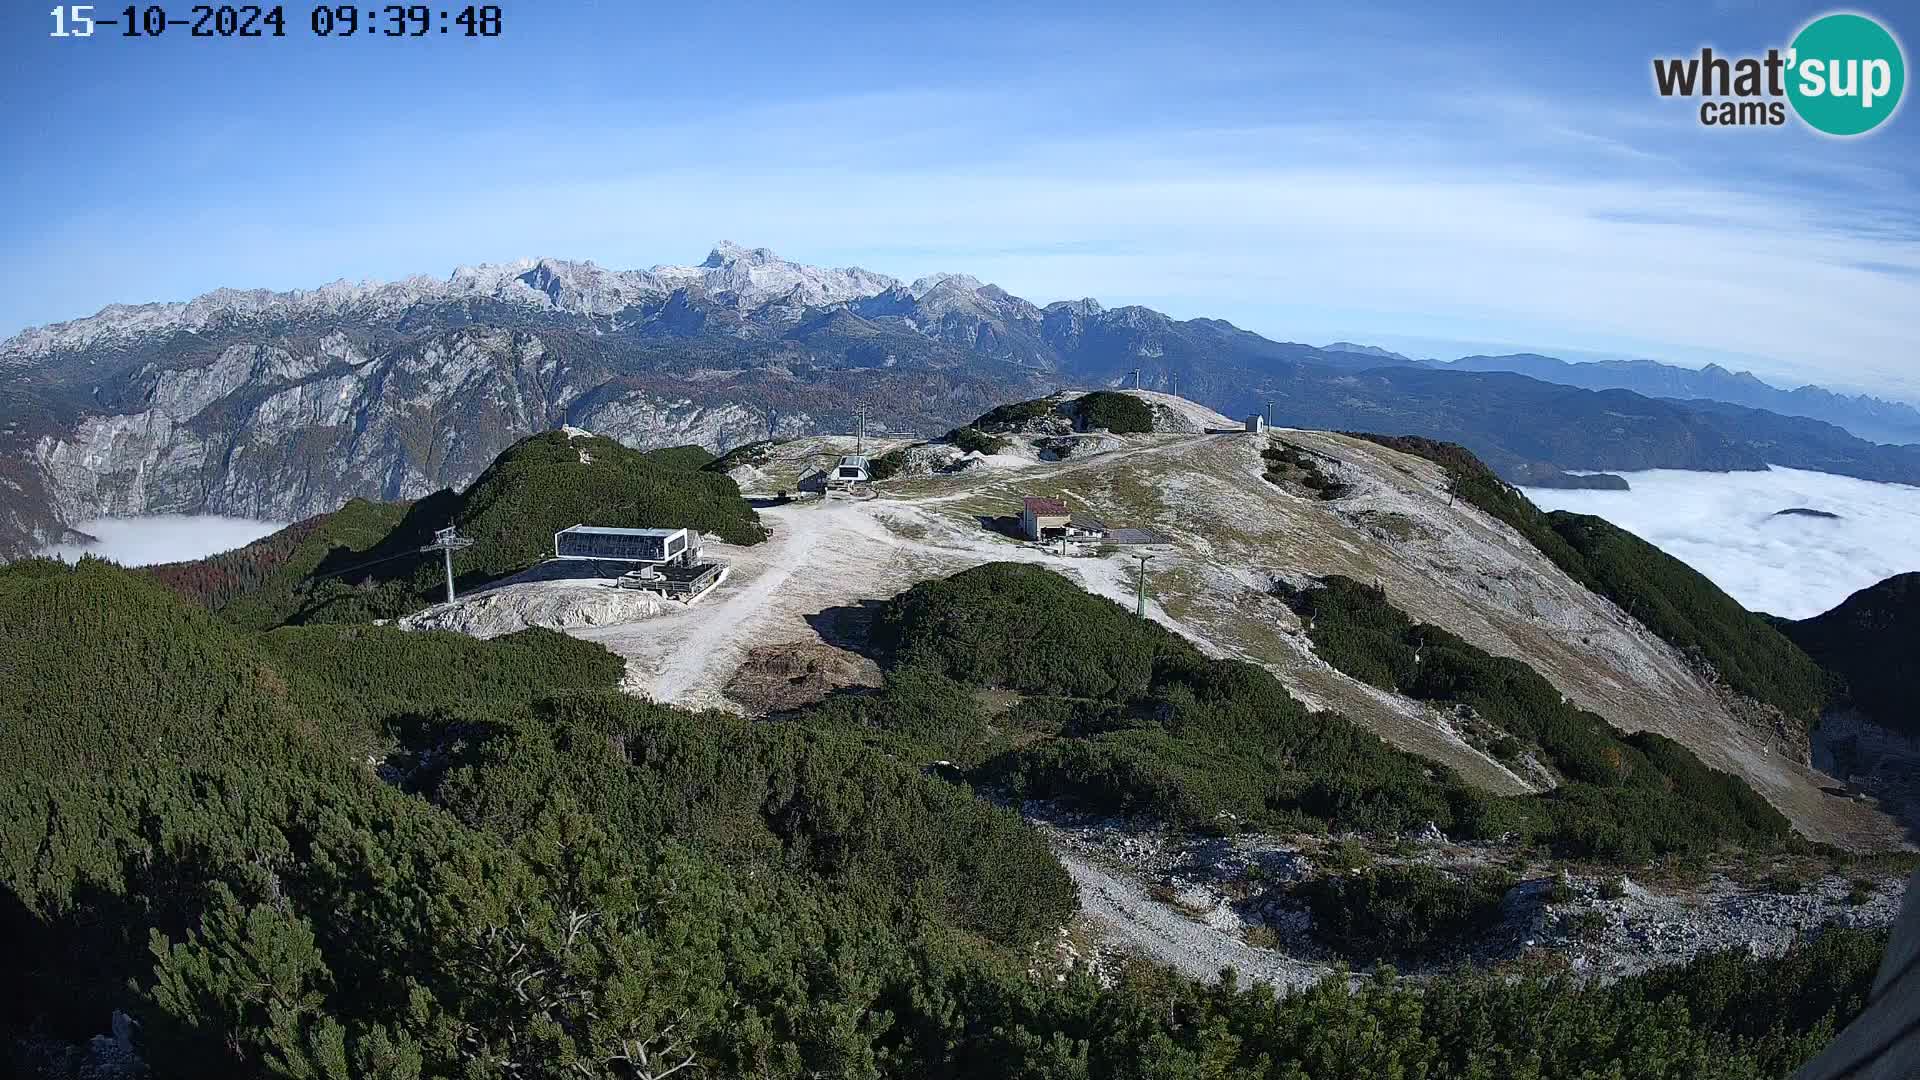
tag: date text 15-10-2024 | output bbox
[48,5,503,38]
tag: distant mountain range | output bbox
[1313,344,1920,447]
[5,242,1920,557]
[1434,353,1920,446]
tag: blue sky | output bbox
[2,0,1916,396]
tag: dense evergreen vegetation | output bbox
[943,426,1009,455]
[145,499,410,629]
[970,397,1060,432]
[636,444,719,471]
[1351,434,1830,722]
[0,557,1890,1078]
[1262,439,1350,499]
[868,448,909,480]
[963,391,1153,440]
[1296,865,1515,963]
[2,558,1060,1077]
[875,563,1468,841]
[1071,391,1154,434]
[1780,573,1920,735]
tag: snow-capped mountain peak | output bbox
[908,273,984,299]
[665,242,900,309]
[0,245,911,360]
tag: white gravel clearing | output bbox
[1057,849,1331,992]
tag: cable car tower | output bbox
[851,399,872,454]
[1134,552,1155,618]
[420,525,475,605]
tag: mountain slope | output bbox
[9,244,1920,560]
[1348,434,1830,726]
[1,560,1893,1078]
[404,393,1896,850]
[1782,573,1920,737]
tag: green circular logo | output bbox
[1787,13,1906,136]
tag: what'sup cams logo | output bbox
[1653,11,1905,135]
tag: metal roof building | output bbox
[831,454,872,485]
[552,525,698,564]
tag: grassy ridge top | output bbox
[1350,433,1831,724]
[969,390,1155,436]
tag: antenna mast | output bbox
[420,525,476,605]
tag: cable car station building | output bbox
[553,525,700,565]
[552,525,724,600]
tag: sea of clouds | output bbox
[1522,466,1920,620]
[40,515,287,567]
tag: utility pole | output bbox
[420,525,475,605]
[1134,553,1155,618]
[852,399,871,454]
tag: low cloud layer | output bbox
[41,515,287,567]
[1523,467,1920,620]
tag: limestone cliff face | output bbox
[23,329,808,539]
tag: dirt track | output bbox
[548,392,1907,851]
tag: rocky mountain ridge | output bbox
[1443,354,1920,446]
[0,244,1355,556]
[9,243,1920,559]
[0,242,902,362]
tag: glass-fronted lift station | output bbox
[552,525,699,565]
